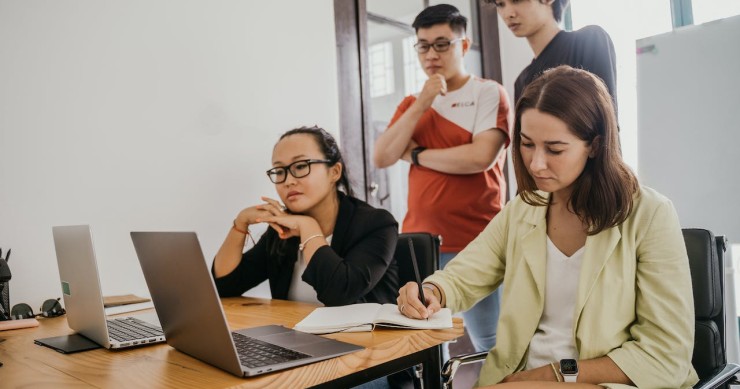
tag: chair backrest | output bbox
[395,233,441,286]
[684,228,728,380]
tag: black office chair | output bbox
[394,233,441,389]
[440,228,740,389]
[685,229,740,388]
[396,233,441,288]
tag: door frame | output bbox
[333,0,373,202]
[333,0,503,203]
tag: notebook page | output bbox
[294,303,382,333]
[375,304,453,330]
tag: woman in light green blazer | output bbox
[397,66,697,388]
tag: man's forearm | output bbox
[373,104,425,168]
[410,131,506,174]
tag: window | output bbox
[402,36,427,95]
[369,42,395,97]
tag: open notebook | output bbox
[294,303,453,334]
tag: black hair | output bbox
[412,4,468,35]
[278,125,353,197]
[551,0,570,23]
[267,126,353,259]
[482,0,570,24]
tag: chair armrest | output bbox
[441,351,488,389]
[694,363,740,389]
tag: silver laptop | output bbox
[51,225,165,349]
[130,231,364,377]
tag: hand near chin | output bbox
[243,196,289,235]
[416,74,447,110]
[257,214,312,240]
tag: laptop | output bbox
[51,225,165,349]
[130,231,364,377]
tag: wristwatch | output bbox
[559,359,579,382]
[411,146,426,166]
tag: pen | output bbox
[407,238,428,321]
[4,248,9,263]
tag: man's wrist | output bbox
[411,147,427,166]
[410,98,432,113]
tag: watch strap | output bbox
[411,147,426,166]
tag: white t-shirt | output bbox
[526,236,585,370]
[287,235,332,305]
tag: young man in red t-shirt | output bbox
[374,4,512,357]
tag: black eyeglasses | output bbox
[266,159,332,184]
[413,37,464,54]
[7,298,66,320]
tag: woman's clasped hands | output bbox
[241,196,312,240]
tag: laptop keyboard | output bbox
[232,332,311,368]
[107,317,164,342]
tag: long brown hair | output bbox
[512,65,638,235]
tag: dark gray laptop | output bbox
[130,231,363,377]
[51,225,165,349]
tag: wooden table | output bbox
[0,297,463,388]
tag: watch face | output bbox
[560,359,578,374]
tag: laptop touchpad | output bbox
[261,330,327,348]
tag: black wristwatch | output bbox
[559,359,579,382]
[411,146,426,166]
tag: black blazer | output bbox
[213,193,400,306]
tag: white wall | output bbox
[637,15,740,245]
[0,0,339,309]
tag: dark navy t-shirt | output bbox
[514,25,618,113]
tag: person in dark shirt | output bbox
[486,0,617,111]
[212,126,400,307]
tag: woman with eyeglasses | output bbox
[212,126,400,309]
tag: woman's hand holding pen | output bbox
[397,281,441,320]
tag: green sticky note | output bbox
[61,281,71,296]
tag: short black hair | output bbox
[482,0,570,24]
[551,0,570,23]
[412,4,467,34]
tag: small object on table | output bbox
[0,318,39,331]
[35,334,101,354]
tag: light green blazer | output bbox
[426,186,698,388]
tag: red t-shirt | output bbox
[388,76,512,252]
